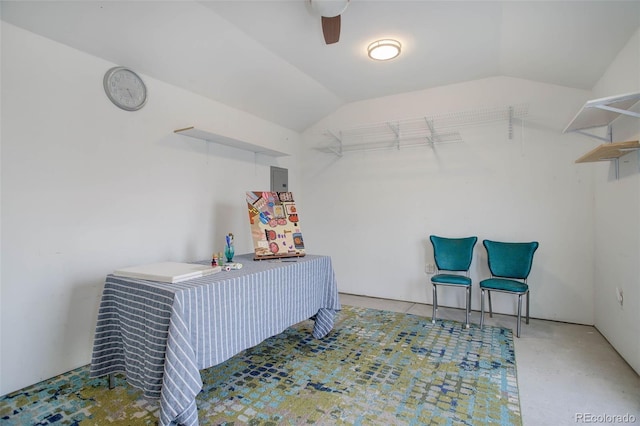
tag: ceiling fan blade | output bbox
[321,15,341,44]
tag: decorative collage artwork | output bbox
[246,191,305,260]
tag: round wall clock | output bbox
[103,66,147,111]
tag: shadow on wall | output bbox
[213,202,247,256]
[64,278,106,371]
[608,151,640,181]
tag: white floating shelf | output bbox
[174,126,289,157]
[564,92,640,134]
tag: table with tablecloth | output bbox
[89,254,340,426]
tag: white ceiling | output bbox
[2,1,639,132]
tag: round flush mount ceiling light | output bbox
[367,39,401,61]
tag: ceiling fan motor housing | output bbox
[309,0,350,18]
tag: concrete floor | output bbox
[339,293,640,426]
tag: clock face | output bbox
[103,67,147,111]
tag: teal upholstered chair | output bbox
[429,235,478,328]
[480,240,539,338]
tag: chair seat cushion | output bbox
[431,274,471,286]
[480,278,528,293]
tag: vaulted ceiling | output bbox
[2,1,639,131]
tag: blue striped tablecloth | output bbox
[89,254,340,426]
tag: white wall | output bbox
[0,23,300,395]
[591,28,640,374]
[3,16,638,398]
[301,76,596,325]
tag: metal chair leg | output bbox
[480,289,485,329]
[516,294,522,338]
[432,285,437,324]
[526,291,530,324]
[488,290,493,318]
[465,286,470,328]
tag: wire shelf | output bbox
[314,103,529,156]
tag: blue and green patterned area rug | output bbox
[0,306,521,425]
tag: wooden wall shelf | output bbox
[575,140,640,163]
[174,126,289,157]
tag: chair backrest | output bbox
[483,240,539,280]
[430,235,478,272]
